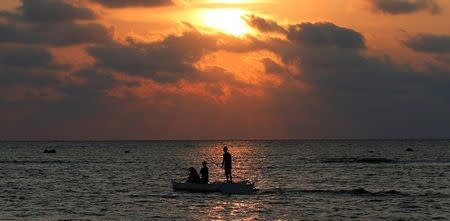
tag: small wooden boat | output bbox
[172,181,256,194]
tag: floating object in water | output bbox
[406,148,414,152]
[172,181,256,194]
[124,150,131,153]
[43,149,56,153]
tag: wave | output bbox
[0,160,148,164]
[322,158,396,164]
[260,187,409,197]
[0,160,70,164]
[260,188,450,198]
[322,158,450,164]
[418,192,450,198]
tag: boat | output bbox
[172,181,257,194]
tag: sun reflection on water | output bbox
[206,200,266,220]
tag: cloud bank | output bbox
[369,0,441,15]
[405,34,450,54]
[90,0,173,8]
[0,1,449,139]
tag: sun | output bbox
[200,9,252,36]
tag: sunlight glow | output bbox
[200,9,251,36]
[212,0,254,3]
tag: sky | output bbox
[0,0,449,140]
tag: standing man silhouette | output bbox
[221,146,232,183]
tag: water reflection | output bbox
[206,199,264,220]
[3,141,447,219]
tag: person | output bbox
[186,167,201,183]
[221,146,232,183]
[200,161,209,184]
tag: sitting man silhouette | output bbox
[200,161,209,184]
[186,167,201,183]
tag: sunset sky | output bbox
[0,0,449,140]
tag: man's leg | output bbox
[225,168,232,183]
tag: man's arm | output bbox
[221,154,224,168]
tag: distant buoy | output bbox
[124,150,131,153]
[43,149,56,153]
[405,148,414,152]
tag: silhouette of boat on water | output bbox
[43,149,56,153]
[172,181,256,194]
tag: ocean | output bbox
[0,140,449,220]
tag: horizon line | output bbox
[1,138,450,142]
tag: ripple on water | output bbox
[0,140,449,220]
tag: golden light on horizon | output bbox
[200,9,252,36]
[212,0,254,3]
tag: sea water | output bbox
[0,140,449,220]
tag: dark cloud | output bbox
[261,58,286,74]
[0,22,112,46]
[0,45,62,87]
[244,15,287,34]
[91,0,173,8]
[0,67,60,87]
[88,32,211,82]
[18,0,96,22]
[88,31,254,83]
[405,34,450,54]
[62,68,141,99]
[287,22,366,49]
[0,46,53,68]
[255,19,450,138]
[245,15,367,53]
[0,0,112,46]
[369,0,441,15]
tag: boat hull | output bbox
[172,181,256,194]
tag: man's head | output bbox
[223,146,228,153]
[202,161,207,166]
